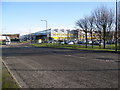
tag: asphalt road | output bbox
[2,42,119,88]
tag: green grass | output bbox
[0,41,2,45]
[2,63,19,89]
[32,43,120,52]
[20,41,29,43]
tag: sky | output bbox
[2,1,116,34]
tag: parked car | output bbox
[73,40,78,44]
[106,40,115,44]
[118,39,120,44]
[60,41,65,44]
[58,40,64,44]
[64,40,69,44]
[68,41,74,45]
[52,41,57,43]
[88,41,92,44]
[83,40,89,44]
[77,41,83,44]
[93,41,99,45]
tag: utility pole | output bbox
[29,28,31,45]
[115,0,118,52]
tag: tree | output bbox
[76,17,89,48]
[88,15,95,48]
[92,6,114,49]
[118,14,120,31]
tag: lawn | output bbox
[32,43,120,52]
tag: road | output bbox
[2,42,119,88]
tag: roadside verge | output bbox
[2,59,21,89]
[31,43,120,53]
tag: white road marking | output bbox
[6,57,16,59]
[64,55,85,59]
[79,57,85,58]
[65,55,72,56]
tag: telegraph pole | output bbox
[29,29,31,45]
[115,0,118,52]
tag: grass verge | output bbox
[2,63,19,89]
[32,43,120,52]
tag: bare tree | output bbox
[76,17,89,48]
[106,9,115,41]
[88,15,95,48]
[118,15,120,44]
[118,14,120,31]
[93,6,114,49]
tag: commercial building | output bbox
[49,29,77,40]
[20,29,78,41]
[20,28,100,42]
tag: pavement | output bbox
[2,42,119,88]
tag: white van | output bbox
[0,36,11,45]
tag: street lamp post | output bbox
[41,20,49,42]
[29,28,32,45]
